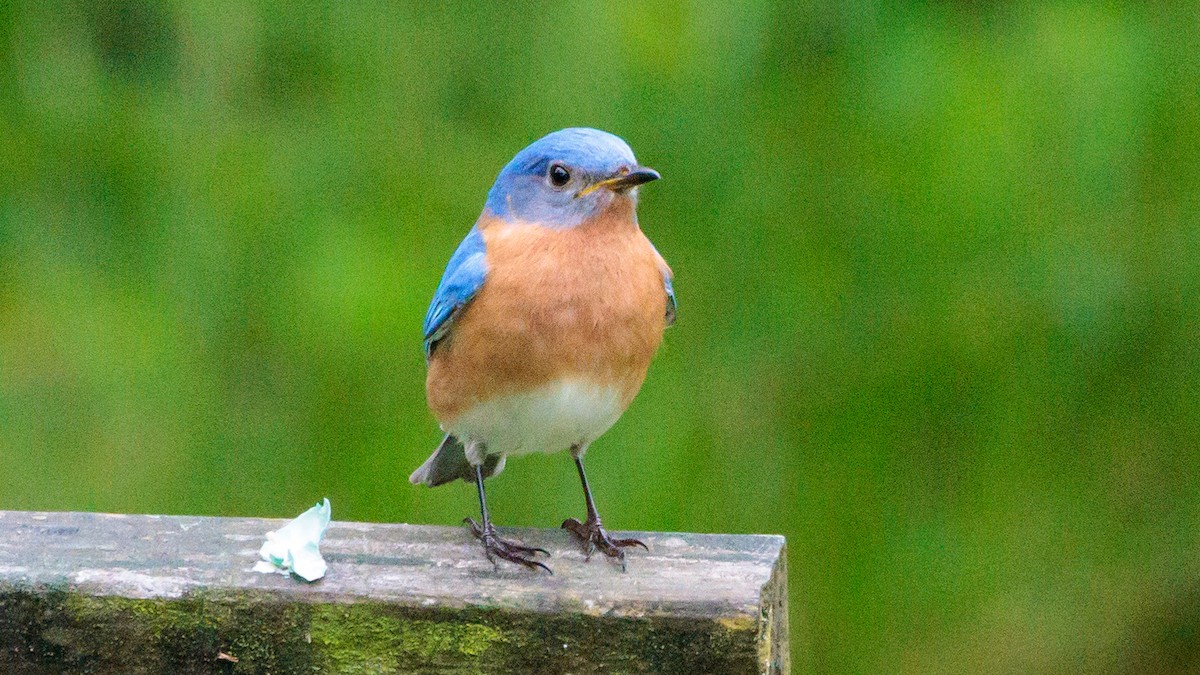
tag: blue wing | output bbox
[649,241,676,326]
[423,226,488,356]
[663,273,677,326]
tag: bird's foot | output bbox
[464,518,552,574]
[561,516,647,571]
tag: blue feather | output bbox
[423,226,488,355]
[663,273,677,326]
[647,240,676,326]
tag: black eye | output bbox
[549,163,570,187]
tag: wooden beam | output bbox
[0,510,788,673]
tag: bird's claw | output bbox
[464,518,552,573]
[561,517,647,571]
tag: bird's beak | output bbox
[577,166,660,197]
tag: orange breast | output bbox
[426,204,670,425]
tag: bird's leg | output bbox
[464,464,551,573]
[561,446,647,571]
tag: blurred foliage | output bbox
[2,1,1199,672]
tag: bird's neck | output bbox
[577,195,639,233]
[479,197,640,234]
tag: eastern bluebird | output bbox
[410,128,675,573]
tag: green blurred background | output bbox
[2,1,1198,672]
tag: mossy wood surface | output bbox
[0,510,788,673]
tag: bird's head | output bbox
[484,128,659,229]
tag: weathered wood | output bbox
[0,510,788,673]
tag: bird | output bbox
[409,128,675,573]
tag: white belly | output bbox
[448,378,626,457]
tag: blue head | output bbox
[483,128,660,228]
